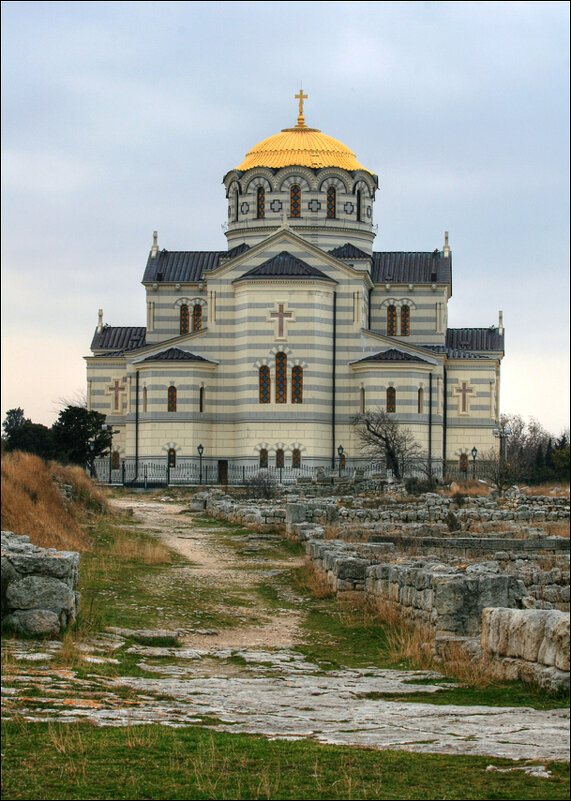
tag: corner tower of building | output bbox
[223,92,379,254]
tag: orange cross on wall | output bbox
[108,379,126,411]
[454,381,474,413]
[268,302,295,340]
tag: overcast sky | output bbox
[2,1,569,436]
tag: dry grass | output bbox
[110,533,172,564]
[1,452,107,551]
[541,521,570,538]
[294,562,335,598]
[520,484,570,497]
[440,480,491,498]
[437,640,498,688]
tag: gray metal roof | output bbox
[422,345,488,360]
[329,243,371,260]
[446,328,504,352]
[142,244,250,283]
[91,326,146,352]
[235,251,335,281]
[140,347,212,363]
[371,251,451,284]
[355,348,432,364]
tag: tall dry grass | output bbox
[1,452,107,551]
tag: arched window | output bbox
[356,189,362,222]
[292,365,303,403]
[192,304,202,331]
[168,448,176,468]
[360,387,365,414]
[386,387,396,413]
[276,448,284,468]
[180,304,189,335]
[418,387,424,415]
[257,186,265,218]
[234,191,239,221]
[143,386,148,413]
[326,186,336,218]
[459,453,468,473]
[259,365,270,403]
[292,448,301,468]
[340,453,346,470]
[111,451,120,470]
[387,305,397,336]
[259,448,268,468]
[401,305,410,336]
[199,386,204,413]
[167,386,177,412]
[276,352,287,403]
[290,184,301,218]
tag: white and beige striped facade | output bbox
[85,114,504,475]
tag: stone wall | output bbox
[481,608,570,692]
[306,538,526,636]
[1,531,81,636]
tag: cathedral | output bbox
[86,92,504,482]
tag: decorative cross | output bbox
[268,302,294,340]
[108,379,126,411]
[454,381,474,413]
[295,89,308,116]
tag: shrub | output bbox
[404,476,438,495]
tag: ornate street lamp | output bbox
[471,446,478,479]
[197,443,204,485]
[338,444,344,473]
[493,427,512,462]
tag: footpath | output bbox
[2,498,569,763]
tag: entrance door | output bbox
[217,460,228,485]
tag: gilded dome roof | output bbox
[235,115,373,174]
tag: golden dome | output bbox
[235,122,374,174]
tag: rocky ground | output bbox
[2,497,569,763]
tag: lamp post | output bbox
[89,441,95,478]
[471,446,478,480]
[101,424,116,483]
[197,443,204,485]
[338,444,344,474]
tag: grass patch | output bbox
[2,719,568,801]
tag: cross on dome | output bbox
[295,88,308,127]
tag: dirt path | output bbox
[2,498,569,763]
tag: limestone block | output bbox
[4,609,60,636]
[7,575,77,615]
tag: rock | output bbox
[4,609,61,636]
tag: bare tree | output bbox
[479,447,516,496]
[352,409,423,480]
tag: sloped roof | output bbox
[446,328,504,352]
[139,347,213,363]
[235,251,334,281]
[91,326,146,352]
[422,345,489,360]
[329,243,370,260]
[371,251,451,284]
[142,244,250,283]
[355,348,432,364]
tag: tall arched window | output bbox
[356,189,362,222]
[387,305,397,336]
[290,185,301,217]
[111,451,120,470]
[259,366,270,403]
[180,304,189,334]
[257,186,265,218]
[292,365,303,403]
[418,387,424,414]
[276,352,287,403]
[234,191,239,221]
[276,449,284,468]
[259,448,268,468]
[340,453,346,470]
[199,386,204,413]
[143,386,148,413]
[386,387,396,413]
[168,448,176,468]
[192,304,202,331]
[326,186,336,218]
[292,448,301,468]
[360,387,365,414]
[167,386,177,412]
[401,305,410,336]
[459,453,468,473]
